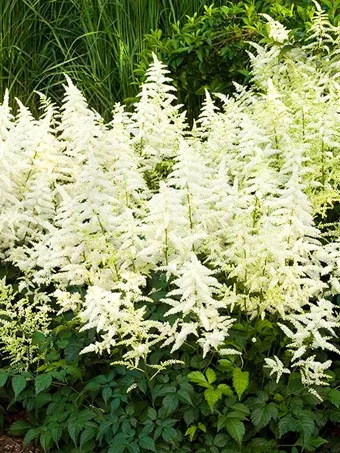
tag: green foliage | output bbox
[0,309,337,451]
[138,0,340,123]
[0,0,227,121]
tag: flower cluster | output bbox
[0,6,339,392]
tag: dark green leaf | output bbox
[80,427,97,448]
[23,428,40,447]
[252,403,278,430]
[9,420,31,436]
[35,374,52,396]
[162,393,179,415]
[12,375,27,399]
[0,372,9,387]
[139,435,156,451]
[40,430,53,452]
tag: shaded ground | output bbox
[0,434,42,453]
[0,411,42,453]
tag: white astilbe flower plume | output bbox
[130,53,186,171]
[264,356,291,383]
[162,254,235,356]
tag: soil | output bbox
[0,434,42,453]
[0,411,43,453]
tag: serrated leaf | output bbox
[185,426,197,441]
[102,386,113,404]
[304,436,328,449]
[188,371,210,388]
[184,407,198,425]
[252,403,278,430]
[35,374,52,396]
[80,427,96,448]
[40,431,52,452]
[161,426,177,442]
[9,420,31,436]
[214,433,229,447]
[162,393,179,415]
[139,435,156,451]
[50,424,62,447]
[217,383,233,396]
[231,403,250,415]
[12,375,27,399]
[296,413,315,447]
[0,372,9,387]
[128,442,140,453]
[232,368,249,400]
[204,388,222,410]
[225,418,245,445]
[329,388,340,408]
[147,407,157,420]
[109,432,131,453]
[278,415,299,438]
[218,359,234,372]
[206,368,216,384]
[23,428,40,447]
[198,423,206,432]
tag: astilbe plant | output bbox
[0,6,340,397]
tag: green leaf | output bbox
[0,372,9,387]
[217,383,233,396]
[23,428,40,447]
[188,371,210,388]
[35,374,52,396]
[139,435,157,451]
[213,433,229,447]
[50,424,63,447]
[40,430,53,452]
[231,403,250,416]
[303,436,328,450]
[128,442,140,453]
[67,415,83,445]
[109,432,131,453]
[183,407,198,425]
[31,331,46,345]
[252,403,278,430]
[80,427,97,448]
[204,388,222,410]
[102,386,113,404]
[278,415,298,438]
[162,393,179,415]
[185,426,197,441]
[232,368,249,400]
[147,407,157,420]
[9,420,31,436]
[161,426,177,442]
[206,368,216,384]
[225,418,245,445]
[329,388,340,408]
[296,412,315,447]
[12,375,27,399]
[218,359,234,372]
[198,423,206,433]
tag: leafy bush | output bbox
[138,0,340,123]
[1,4,340,452]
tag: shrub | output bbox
[137,0,340,123]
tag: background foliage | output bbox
[0,0,225,120]
[2,0,340,122]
